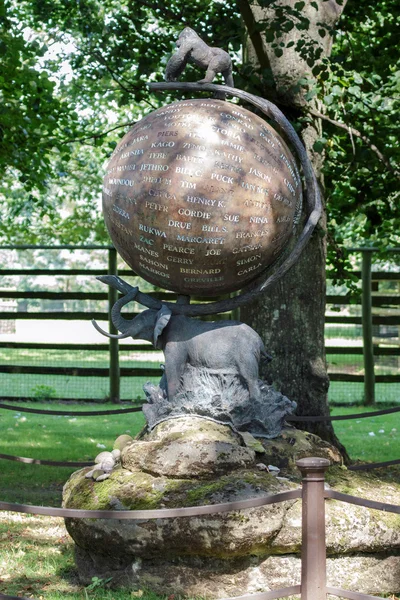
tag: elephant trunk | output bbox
[91,319,131,339]
[92,287,139,339]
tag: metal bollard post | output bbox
[296,457,330,600]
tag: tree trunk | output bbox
[238,0,349,455]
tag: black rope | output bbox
[0,452,92,467]
[348,458,400,471]
[0,402,143,416]
[2,401,399,420]
[287,405,400,422]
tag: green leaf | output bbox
[313,140,326,153]
[294,1,305,10]
[348,85,361,97]
[305,88,318,100]
[264,29,275,43]
[274,48,284,57]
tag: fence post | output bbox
[296,457,330,600]
[108,247,120,403]
[361,249,375,405]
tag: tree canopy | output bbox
[0,0,399,266]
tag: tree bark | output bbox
[238,0,349,455]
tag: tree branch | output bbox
[309,108,400,180]
[131,0,187,25]
[90,50,137,95]
[236,0,273,72]
[60,122,136,145]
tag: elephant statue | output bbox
[93,284,271,402]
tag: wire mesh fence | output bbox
[0,246,399,405]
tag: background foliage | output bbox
[0,0,399,270]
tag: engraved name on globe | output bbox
[102,99,302,296]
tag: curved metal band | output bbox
[126,81,322,316]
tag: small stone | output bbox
[268,465,280,475]
[256,463,268,471]
[96,443,106,448]
[100,457,115,472]
[240,432,266,454]
[92,469,105,479]
[95,473,110,482]
[114,434,134,451]
[95,451,113,464]
[112,449,121,460]
[85,469,96,479]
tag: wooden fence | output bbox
[325,248,400,405]
[0,245,399,404]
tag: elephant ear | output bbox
[153,305,172,349]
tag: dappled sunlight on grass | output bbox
[0,515,197,599]
[331,406,400,463]
[0,401,145,504]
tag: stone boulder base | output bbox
[62,417,400,598]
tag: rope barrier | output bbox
[1,403,399,472]
[0,594,33,600]
[0,587,303,600]
[348,458,400,470]
[2,451,400,471]
[1,450,400,471]
[221,586,302,600]
[0,452,92,467]
[326,587,387,600]
[0,402,143,416]
[287,405,400,422]
[1,401,399,420]
[0,489,301,520]
[325,489,400,514]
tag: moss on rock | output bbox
[63,416,400,598]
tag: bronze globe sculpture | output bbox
[103,98,302,296]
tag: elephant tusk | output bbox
[91,319,131,339]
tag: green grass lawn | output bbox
[0,401,399,599]
[0,347,163,401]
[331,406,399,463]
[0,402,146,505]
[0,348,163,368]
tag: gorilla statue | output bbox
[165,27,234,87]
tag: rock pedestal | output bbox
[63,416,400,597]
